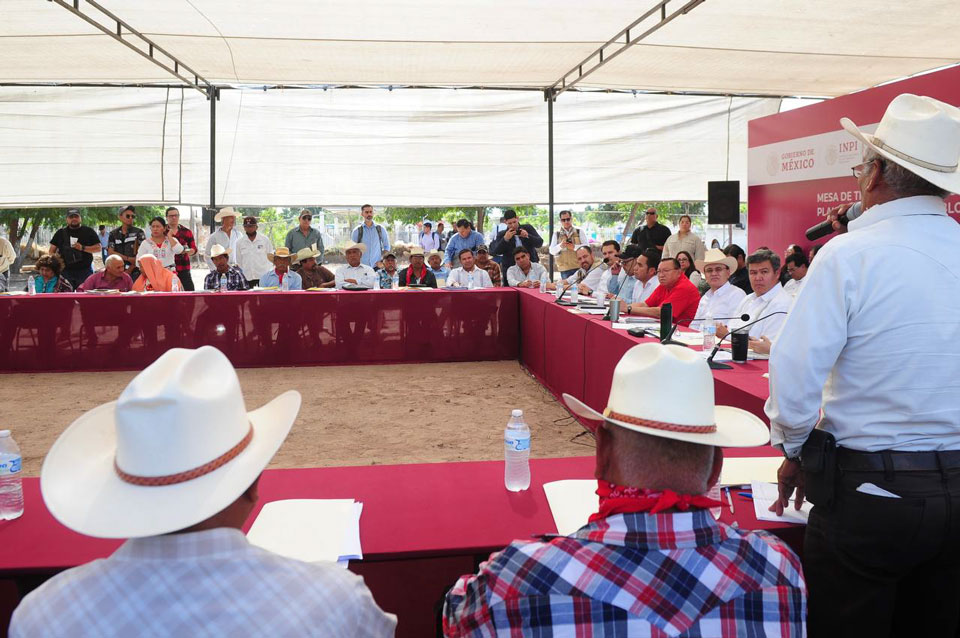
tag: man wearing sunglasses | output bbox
[107,205,146,281]
[284,209,324,266]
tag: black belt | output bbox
[836,448,960,473]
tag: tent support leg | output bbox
[209,86,218,233]
[546,89,555,280]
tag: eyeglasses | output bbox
[703,266,726,275]
[560,217,571,222]
[851,159,878,179]
[657,268,677,275]
[122,214,134,219]
[301,216,312,221]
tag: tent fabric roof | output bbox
[4,0,958,96]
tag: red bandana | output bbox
[405,264,427,285]
[588,481,723,522]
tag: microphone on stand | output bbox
[805,202,861,241]
[705,311,789,370]
[602,259,630,321]
[653,312,751,343]
[556,258,606,305]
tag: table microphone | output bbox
[602,261,630,320]
[556,259,606,305]
[705,311,788,370]
[805,202,861,241]
[656,313,750,344]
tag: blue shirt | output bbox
[443,230,484,265]
[352,223,390,268]
[429,266,450,280]
[258,269,302,290]
[617,276,636,301]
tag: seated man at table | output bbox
[397,246,438,287]
[295,244,335,289]
[259,247,302,290]
[623,257,700,325]
[10,346,396,637]
[506,246,547,288]
[474,245,502,287]
[444,343,805,636]
[335,242,378,289]
[77,254,133,292]
[428,250,450,282]
[448,249,492,288]
[203,245,249,291]
[565,245,603,296]
[597,240,624,295]
[717,249,793,348]
[377,251,400,289]
[689,248,746,332]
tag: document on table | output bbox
[711,350,770,361]
[247,499,363,567]
[751,481,811,524]
[719,456,783,486]
[581,308,608,315]
[543,479,598,536]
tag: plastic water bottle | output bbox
[392,273,399,289]
[702,311,717,352]
[555,284,563,300]
[0,431,24,520]
[539,275,547,294]
[219,273,228,292]
[27,277,37,295]
[467,273,475,290]
[281,275,290,291]
[570,285,579,303]
[504,410,531,492]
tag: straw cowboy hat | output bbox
[345,242,366,253]
[841,93,960,194]
[40,346,301,538]
[408,246,425,257]
[293,243,321,264]
[209,244,231,259]
[270,246,294,261]
[695,248,737,274]
[214,207,238,222]
[562,343,768,447]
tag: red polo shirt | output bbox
[642,275,701,326]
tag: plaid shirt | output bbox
[11,528,396,637]
[477,259,502,287]
[204,265,249,291]
[171,224,197,273]
[444,511,806,637]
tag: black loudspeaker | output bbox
[707,181,740,225]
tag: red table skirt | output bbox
[0,288,519,372]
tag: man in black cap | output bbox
[490,209,543,277]
[49,208,101,291]
[108,205,146,281]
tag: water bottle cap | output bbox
[511,409,523,417]
[0,430,9,438]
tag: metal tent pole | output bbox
[546,89,555,279]
[209,87,218,233]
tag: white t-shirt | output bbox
[137,237,183,270]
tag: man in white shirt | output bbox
[597,240,626,298]
[565,245,604,296]
[235,216,274,286]
[765,94,960,637]
[10,346,395,637]
[204,207,242,270]
[690,248,746,332]
[781,252,808,299]
[335,242,378,289]
[717,249,791,343]
[448,248,493,288]
[631,249,660,304]
[506,246,547,287]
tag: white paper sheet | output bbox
[247,499,363,564]
[543,479,598,536]
[582,308,608,315]
[720,457,783,487]
[751,481,811,524]
[711,350,770,361]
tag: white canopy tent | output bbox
[1,0,958,208]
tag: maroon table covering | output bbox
[0,452,798,637]
[0,288,519,372]
[518,288,771,420]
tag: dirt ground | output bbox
[2,361,596,477]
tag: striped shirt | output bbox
[444,510,806,636]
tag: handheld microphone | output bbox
[805,202,861,241]
[705,311,788,370]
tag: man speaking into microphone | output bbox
[765,93,960,637]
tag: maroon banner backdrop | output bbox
[747,65,960,254]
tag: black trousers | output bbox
[804,459,960,638]
[176,269,195,291]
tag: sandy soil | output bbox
[2,361,595,477]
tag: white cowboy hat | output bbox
[214,207,238,222]
[562,343,768,447]
[695,248,737,274]
[209,244,231,259]
[408,246,425,257]
[428,250,443,259]
[40,346,301,538]
[841,93,960,194]
[345,242,366,254]
[293,243,321,264]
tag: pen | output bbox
[737,492,754,499]
[724,487,734,514]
